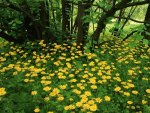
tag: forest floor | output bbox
[0,39,150,113]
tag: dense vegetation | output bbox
[0,40,150,113]
[0,0,150,113]
[0,0,150,45]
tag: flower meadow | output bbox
[0,40,150,113]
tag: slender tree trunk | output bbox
[62,0,71,37]
[71,2,74,34]
[143,3,150,40]
[76,0,94,45]
[77,3,84,45]
[22,0,41,40]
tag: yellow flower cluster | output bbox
[0,41,149,112]
[0,87,6,96]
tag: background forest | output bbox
[0,0,150,46]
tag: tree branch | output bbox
[123,30,138,41]
[2,0,35,21]
[0,31,24,43]
[116,0,150,10]
[114,16,150,24]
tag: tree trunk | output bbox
[62,0,71,37]
[76,0,94,45]
[91,9,116,43]
[143,3,150,40]
[77,3,84,45]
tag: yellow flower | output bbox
[146,89,150,93]
[69,74,74,78]
[87,100,95,105]
[0,87,6,96]
[31,91,37,95]
[34,108,40,112]
[72,89,81,95]
[123,92,130,97]
[89,78,96,84]
[69,98,74,101]
[84,91,91,96]
[131,106,135,109]
[54,44,61,49]
[73,42,77,46]
[64,106,69,111]
[68,104,75,110]
[39,40,44,45]
[98,70,102,76]
[83,104,90,110]
[57,96,64,101]
[91,85,97,89]
[49,88,60,96]
[69,79,77,83]
[89,104,97,112]
[105,66,111,70]
[127,101,133,105]
[76,102,82,107]
[104,96,111,102]
[47,112,53,113]
[24,79,29,83]
[44,97,50,102]
[95,98,102,103]
[128,70,134,75]
[142,100,147,104]
[60,85,67,90]
[127,83,135,88]
[114,87,121,92]
[43,86,51,92]
[89,61,95,66]
[81,97,88,103]
[132,90,138,95]
[83,64,87,66]
[66,63,72,68]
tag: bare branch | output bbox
[114,16,150,24]
[116,0,150,10]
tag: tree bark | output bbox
[143,3,150,40]
[62,0,71,37]
[76,0,94,45]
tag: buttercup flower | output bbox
[127,101,133,105]
[31,91,37,95]
[104,96,111,102]
[0,87,6,96]
[89,104,97,111]
[114,86,121,92]
[34,108,40,112]
[146,89,150,93]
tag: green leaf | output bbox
[143,39,149,45]
[143,105,150,113]
[129,42,137,48]
[15,20,22,24]
[145,31,150,36]
[76,61,83,69]
[124,109,130,113]
[134,34,143,41]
